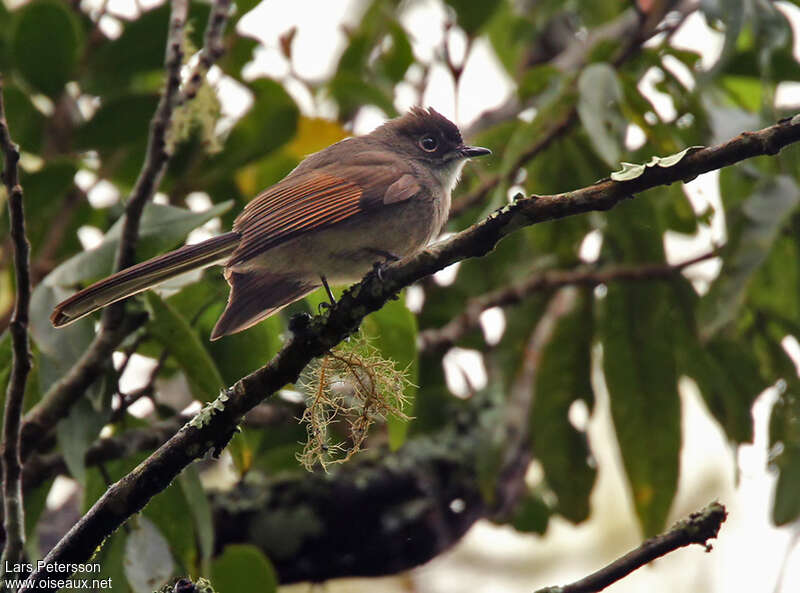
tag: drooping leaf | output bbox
[699,0,745,79]
[124,517,175,593]
[444,0,502,34]
[145,292,225,403]
[210,78,299,172]
[509,491,550,535]
[143,480,197,572]
[749,235,800,324]
[211,544,278,593]
[600,199,680,536]
[530,291,596,523]
[19,160,78,253]
[375,22,413,83]
[0,82,45,153]
[577,63,625,166]
[769,391,800,525]
[56,396,109,486]
[699,175,800,339]
[10,0,83,96]
[74,529,127,592]
[74,94,160,150]
[84,2,210,95]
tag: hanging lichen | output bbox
[297,333,412,471]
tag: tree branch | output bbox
[19,113,800,592]
[535,501,727,593]
[419,251,718,353]
[0,75,34,576]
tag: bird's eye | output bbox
[419,135,438,152]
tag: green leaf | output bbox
[749,235,800,323]
[602,280,681,536]
[178,460,215,569]
[20,160,78,253]
[0,82,46,153]
[143,480,197,572]
[56,396,109,486]
[769,391,800,525]
[577,63,625,166]
[211,544,278,593]
[699,0,745,79]
[84,2,210,95]
[510,491,550,535]
[145,292,225,402]
[661,184,700,235]
[10,0,83,96]
[530,292,596,523]
[699,176,800,339]
[74,94,160,150]
[678,332,763,443]
[211,79,299,171]
[328,71,397,120]
[600,199,680,536]
[362,293,418,449]
[29,279,97,394]
[376,22,413,83]
[206,314,283,385]
[75,529,128,592]
[485,2,536,75]
[444,0,502,34]
[124,517,174,593]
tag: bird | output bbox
[51,107,491,340]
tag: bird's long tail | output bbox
[51,231,240,327]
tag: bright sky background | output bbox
[41,0,800,591]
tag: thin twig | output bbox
[419,251,718,353]
[17,113,800,592]
[178,0,232,104]
[0,74,34,577]
[535,502,727,593]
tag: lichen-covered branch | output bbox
[419,251,717,353]
[0,75,34,578]
[535,502,727,593]
[19,114,800,592]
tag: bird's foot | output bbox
[367,250,400,282]
[288,312,312,335]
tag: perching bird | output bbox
[51,107,490,340]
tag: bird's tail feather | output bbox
[51,231,240,327]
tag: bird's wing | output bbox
[229,164,420,266]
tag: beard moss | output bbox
[296,331,413,471]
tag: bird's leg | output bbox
[319,275,336,311]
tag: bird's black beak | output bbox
[461,145,491,158]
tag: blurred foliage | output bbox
[0,0,799,588]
